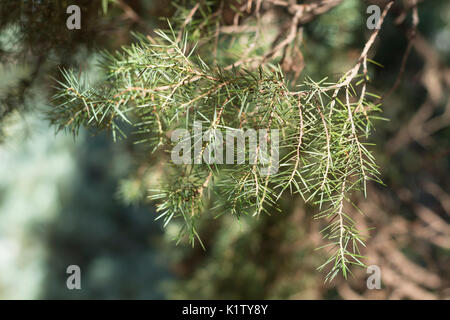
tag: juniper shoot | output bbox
[49,0,395,281]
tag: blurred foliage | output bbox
[0,114,171,299]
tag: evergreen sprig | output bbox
[49,22,382,280]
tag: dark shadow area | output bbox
[39,132,172,299]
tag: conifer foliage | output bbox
[49,0,395,280]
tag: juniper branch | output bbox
[49,2,388,280]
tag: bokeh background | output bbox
[0,0,448,299]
